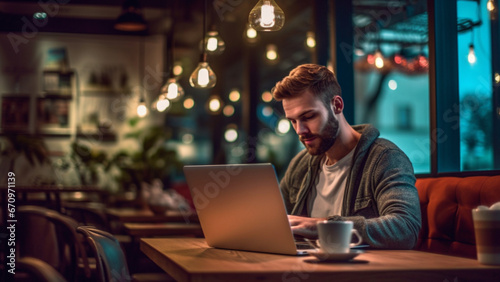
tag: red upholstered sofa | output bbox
[414,175,500,258]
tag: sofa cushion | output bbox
[415,175,500,258]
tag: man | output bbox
[272,64,421,249]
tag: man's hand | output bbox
[288,215,326,239]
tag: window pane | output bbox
[457,1,494,171]
[353,4,430,174]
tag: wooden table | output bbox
[124,223,204,238]
[106,208,199,223]
[140,238,500,282]
[0,185,106,224]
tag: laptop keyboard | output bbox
[295,242,315,250]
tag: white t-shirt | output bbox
[308,148,355,218]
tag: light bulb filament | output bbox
[468,46,477,64]
[197,68,210,86]
[260,1,275,28]
[246,26,257,39]
[207,37,218,52]
[487,0,495,11]
[167,83,179,99]
[374,51,384,69]
[137,104,147,117]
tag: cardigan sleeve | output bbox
[328,147,422,249]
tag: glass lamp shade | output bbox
[189,60,216,89]
[203,30,225,55]
[160,77,184,101]
[249,0,285,31]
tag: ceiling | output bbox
[0,0,429,92]
[0,0,428,50]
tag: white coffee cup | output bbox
[316,220,362,254]
[472,208,500,265]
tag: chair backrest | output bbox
[77,226,131,282]
[63,202,112,232]
[415,175,500,258]
[17,205,91,281]
[17,257,68,282]
[18,206,60,267]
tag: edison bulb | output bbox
[249,0,285,31]
[156,96,171,112]
[189,61,216,88]
[374,50,384,69]
[306,31,316,48]
[204,30,225,55]
[137,99,148,117]
[468,44,477,65]
[160,78,184,101]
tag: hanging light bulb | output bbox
[366,53,375,65]
[468,44,477,64]
[374,49,384,69]
[223,105,235,117]
[266,44,278,61]
[206,95,223,114]
[276,118,291,135]
[155,95,171,112]
[160,76,184,101]
[183,96,195,109]
[137,96,148,117]
[249,0,285,32]
[190,53,216,88]
[245,24,258,43]
[393,53,405,65]
[190,0,216,89]
[487,0,495,11]
[306,31,316,48]
[173,62,183,76]
[203,27,225,55]
[487,0,498,20]
[229,88,241,102]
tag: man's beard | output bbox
[300,111,339,155]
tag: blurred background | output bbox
[0,0,498,194]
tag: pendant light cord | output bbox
[139,39,145,99]
[203,0,207,54]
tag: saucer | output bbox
[308,249,364,262]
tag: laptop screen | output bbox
[183,163,301,255]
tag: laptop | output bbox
[183,163,313,255]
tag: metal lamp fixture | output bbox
[115,0,147,31]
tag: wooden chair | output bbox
[63,202,111,232]
[77,226,173,282]
[18,205,93,281]
[17,257,68,282]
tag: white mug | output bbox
[316,220,362,254]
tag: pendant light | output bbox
[204,26,225,55]
[137,96,148,117]
[115,0,147,31]
[190,0,216,89]
[467,28,476,65]
[136,40,148,117]
[248,0,285,32]
[160,20,184,103]
[190,53,216,88]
